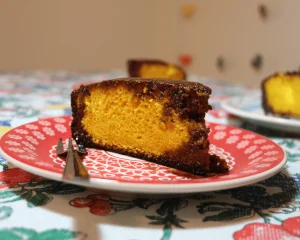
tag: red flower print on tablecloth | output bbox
[234,217,300,240]
[70,194,114,216]
[70,193,135,216]
[282,217,300,237]
[0,168,42,189]
[0,165,85,207]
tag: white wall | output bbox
[160,0,300,87]
[0,0,299,87]
[0,0,162,71]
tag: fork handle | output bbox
[63,142,76,179]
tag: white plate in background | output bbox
[221,91,300,132]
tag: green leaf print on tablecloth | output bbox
[0,206,12,220]
[287,152,300,163]
[278,139,296,149]
[198,202,254,222]
[27,192,52,208]
[0,228,86,240]
[70,194,190,240]
[197,172,299,223]
[67,172,299,240]
[277,139,300,165]
[0,190,33,203]
[147,199,189,240]
[1,180,85,207]
[0,167,85,207]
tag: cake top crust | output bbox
[72,77,212,124]
[127,59,187,80]
[261,71,300,85]
[78,77,211,95]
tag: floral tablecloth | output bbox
[0,71,299,240]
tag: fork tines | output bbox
[59,138,89,180]
[56,138,67,157]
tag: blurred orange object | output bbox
[180,4,196,19]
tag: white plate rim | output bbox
[221,95,300,128]
[0,146,287,194]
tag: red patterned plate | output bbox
[0,116,286,194]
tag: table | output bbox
[0,71,299,240]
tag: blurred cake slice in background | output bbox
[127,59,186,80]
[262,72,300,119]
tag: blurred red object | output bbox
[179,54,192,66]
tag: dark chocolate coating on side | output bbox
[127,59,187,80]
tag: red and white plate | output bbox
[0,116,286,194]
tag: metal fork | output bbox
[56,138,89,180]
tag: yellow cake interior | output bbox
[139,64,185,80]
[80,85,203,157]
[264,74,300,118]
